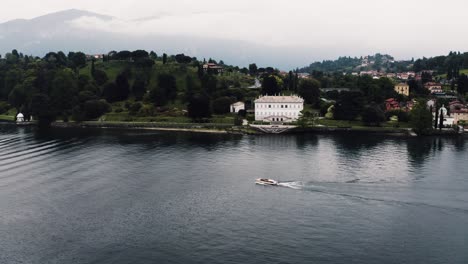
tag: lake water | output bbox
[1,125,467,264]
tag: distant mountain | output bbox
[0,9,318,69]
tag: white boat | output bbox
[255,178,279,186]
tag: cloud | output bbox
[4,0,468,64]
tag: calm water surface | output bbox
[0,125,467,264]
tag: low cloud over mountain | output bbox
[0,9,329,69]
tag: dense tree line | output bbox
[299,54,412,73]
[0,49,265,125]
[413,51,468,77]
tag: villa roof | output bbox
[452,109,468,114]
[255,95,304,103]
[231,101,244,106]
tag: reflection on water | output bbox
[0,125,467,264]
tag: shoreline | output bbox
[2,120,465,137]
[50,121,235,134]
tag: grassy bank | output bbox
[316,119,412,129]
[0,115,14,122]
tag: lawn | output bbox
[0,115,14,121]
[317,119,411,128]
[436,68,468,79]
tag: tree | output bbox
[296,110,314,128]
[249,63,258,75]
[115,50,132,60]
[30,93,56,126]
[201,74,217,94]
[298,78,321,106]
[184,75,198,102]
[128,102,142,115]
[102,82,119,102]
[408,79,429,96]
[2,68,22,99]
[114,72,130,101]
[131,50,149,59]
[421,71,432,84]
[83,99,111,119]
[238,109,247,118]
[50,69,78,118]
[163,53,168,64]
[149,51,157,60]
[158,74,177,102]
[457,74,468,95]
[361,104,386,126]
[175,54,192,64]
[92,69,108,86]
[148,86,166,106]
[261,75,281,95]
[188,94,211,120]
[132,79,146,101]
[8,84,27,111]
[212,97,232,114]
[333,91,365,120]
[410,100,433,135]
[68,52,87,68]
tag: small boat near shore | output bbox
[255,178,279,186]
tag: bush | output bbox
[238,109,247,117]
[319,102,333,116]
[138,105,156,116]
[114,107,124,113]
[83,100,111,119]
[385,110,409,122]
[129,102,142,115]
[234,115,243,126]
[124,101,132,109]
[362,105,386,126]
[212,96,232,114]
[92,69,108,86]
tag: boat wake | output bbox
[277,181,305,190]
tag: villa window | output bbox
[269,105,271,108]
[285,105,288,108]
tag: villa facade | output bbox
[254,95,304,123]
[394,83,410,96]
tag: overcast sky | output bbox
[2,0,468,61]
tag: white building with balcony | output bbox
[254,95,304,123]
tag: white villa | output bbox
[254,95,304,123]
[230,101,245,113]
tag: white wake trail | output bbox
[278,181,304,190]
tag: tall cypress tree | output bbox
[434,106,439,129]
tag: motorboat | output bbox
[255,178,279,186]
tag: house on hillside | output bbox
[254,95,304,123]
[449,101,465,112]
[394,83,410,96]
[424,82,443,94]
[385,98,400,111]
[203,63,224,74]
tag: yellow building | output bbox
[394,83,410,96]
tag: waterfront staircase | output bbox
[249,124,296,134]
